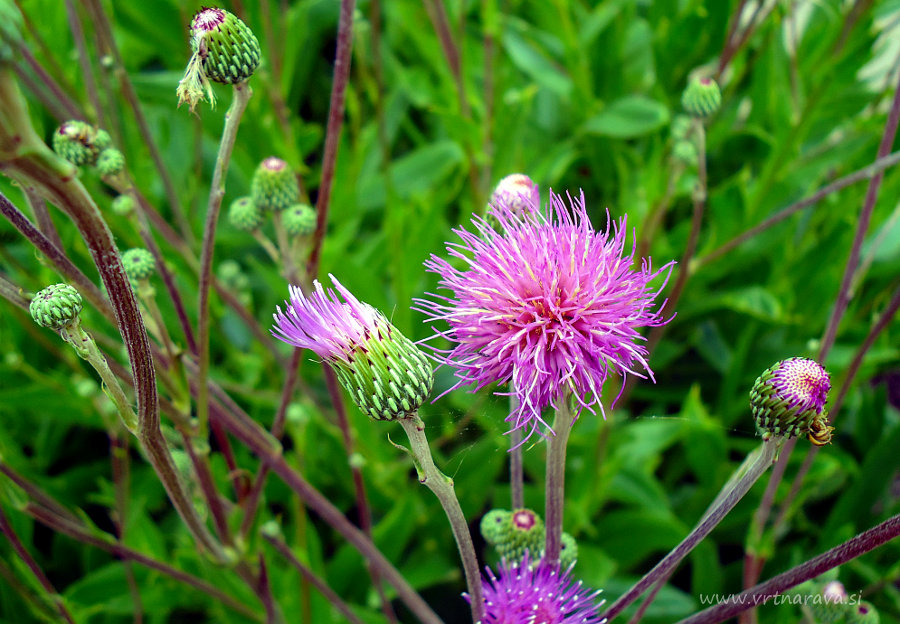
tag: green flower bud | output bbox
[282,203,316,236]
[251,157,299,212]
[111,194,136,216]
[30,283,83,330]
[52,121,104,167]
[480,509,511,545]
[121,248,156,282]
[93,129,112,152]
[96,148,125,177]
[682,76,722,118]
[228,196,263,231]
[847,602,880,624]
[750,358,831,442]
[495,508,544,562]
[559,531,578,569]
[807,581,849,623]
[176,8,260,111]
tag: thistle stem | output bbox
[397,414,484,624]
[196,82,252,440]
[509,394,524,510]
[544,396,574,566]
[602,438,779,622]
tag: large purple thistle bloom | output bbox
[468,554,606,624]
[415,190,673,438]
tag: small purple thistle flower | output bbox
[415,190,673,438]
[768,357,830,414]
[468,553,606,624]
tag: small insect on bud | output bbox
[251,157,299,212]
[96,148,125,178]
[681,76,722,118]
[227,196,263,232]
[750,357,831,442]
[282,203,316,236]
[30,283,83,330]
[177,7,261,111]
[121,248,156,283]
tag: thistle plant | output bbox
[2,3,900,624]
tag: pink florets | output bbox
[468,554,606,624]
[415,190,673,439]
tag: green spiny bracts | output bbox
[495,508,544,562]
[480,509,512,545]
[559,531,578,569]
[750,358,831,442]
[847,602,880,624]
[111,194,136,216]
[52,121,108,167]
[30,284,83,330]
[121,248,156,282]
[806,580,849,623]
[282,203,317,236]
[251,157,299,212]
[177,8,260,112]
[681,76,722,118]
[333,325,434,421]
[227,196,263,231]
[96,148,125,177]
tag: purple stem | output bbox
[307,0,356,279]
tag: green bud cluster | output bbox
[121,248,156,282]
[251,157,299,212]
[96,148,125,177]
[479,508,578,569]
[681,76,722,118]
[52,121,123,176]
[282,203,316,236]
[30,283,82,330]
[791,577,881,624]
[228,196,263,231]
[333,323,433,421]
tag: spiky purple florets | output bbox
[469,554,606,624]
[768,357,830,414]
[415,190,673,438]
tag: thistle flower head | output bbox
[252,157,299,212]
[282,203,317,236]
[121,248,156,283]
[30,284,82,330]
[177,7,260,112]
[750,357,831,441]
[96,148,125,177]
[227,196,263,231]
[416,190,673,439]
[480,509,512,545]
[681,76,722,118]
[470,553,606,624]
[52,121,107,167]
[273,276,433,421]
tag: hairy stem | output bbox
[544,396,574,566]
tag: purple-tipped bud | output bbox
[682,76,722,118]
[251,157,300,212]
[489,174,539,217]
[750,358,831,441]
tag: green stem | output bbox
[509,393,524,510]
[398,414,484,624]
[196,83,252,440]
[544,396,574,566]
[602,438,779,622]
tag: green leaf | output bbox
[583,95,671,138]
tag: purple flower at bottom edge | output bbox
[415,189,674,440]
[467,553,606,624]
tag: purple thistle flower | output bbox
[273,275,433,421]
[415,190,673,438]
[468,553,606,624]
[750,357,831,441]
[767,357,830,414]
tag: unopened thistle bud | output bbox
[121,248,156,283]
[96,148,125,177]
[177,7,261,112]
[489,174,539,216]
[111,194,136,216]
[847,602,880,624]
[251,157,299,212]
[30,283,83,330]
[480,509,512,545]
[681,76,722,118]
[559,532,578,569]
[228,196,263,231]
[496,508,544,562]
[272,276,434,421]
[282,203,316,236]
[52,121,107,167]
[750,358,831,442]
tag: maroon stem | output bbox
[307,0,356,279]
[677,513,900,624]
[63,0,102,124]
[0,506,76,624]
[23,187,63,251]
[12,43,83,120]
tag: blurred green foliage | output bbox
[1,0,899,622]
